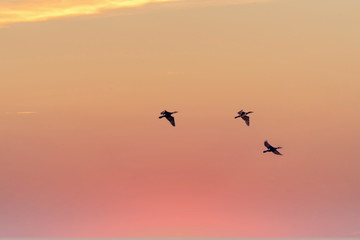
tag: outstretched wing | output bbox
[272,149,282,155]
[165,115,175,126]
[264,140,272,149]
[241,115,250,126]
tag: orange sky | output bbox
[1,0,360,238]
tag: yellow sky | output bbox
[0,0,274,26]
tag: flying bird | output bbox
[235,110,253,126]
[159,110,178,127]
[263,140,283,155]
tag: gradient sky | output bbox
[1,0,360,238]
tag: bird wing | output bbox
[241,115,250,126]
[165,115,175,126]
[264,141,272,149]
[272,149,282,155]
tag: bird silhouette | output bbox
[263,140,282,155]
[159,110,178,127]
[235,110,253,126]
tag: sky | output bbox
[1,0,360,238]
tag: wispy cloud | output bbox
[0,0,275,27]
[0,0,173,27]
[347,230,360,237]
[172,0,275,7]
[5,112,37,115]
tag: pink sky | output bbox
[1,0,360,238]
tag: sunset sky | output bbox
[1,0,360,238]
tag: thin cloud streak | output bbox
[0,0,174,27]
[0,0,275,27]
[5,112,37,115]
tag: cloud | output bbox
[167,71,185,75]
[0,0,275,27]
[0,0,174,27]
[5,112,37,115]
[172,0,275,7]
[347,230,360,237]
[17,112,37,114]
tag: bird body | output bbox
[235,110,253,126]
[159,110,178,126]
[263,140,282,155]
